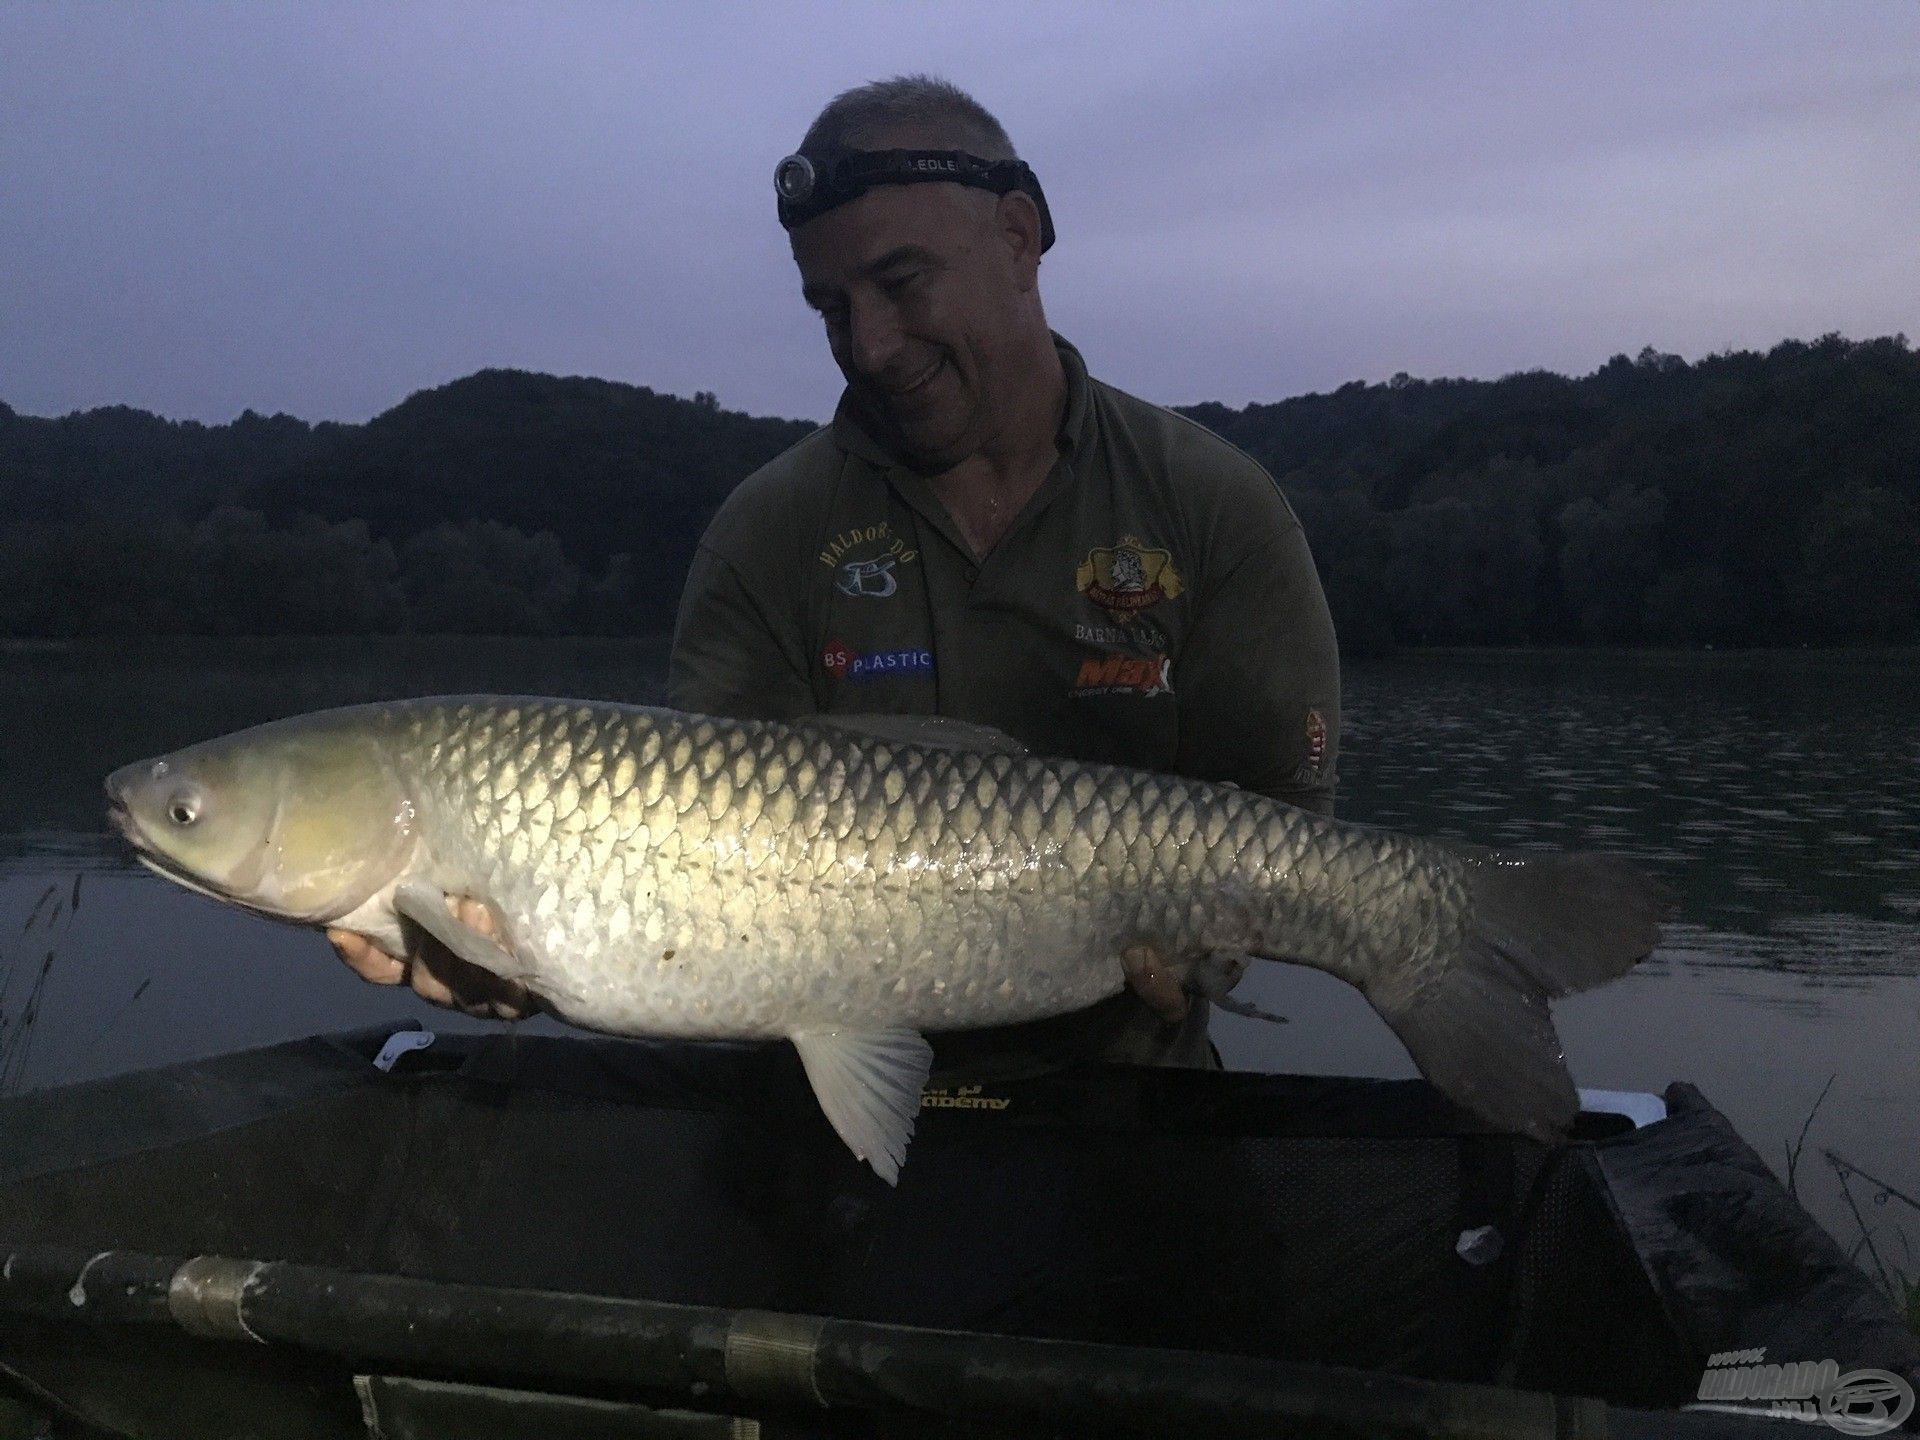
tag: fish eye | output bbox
[167,789,202,827]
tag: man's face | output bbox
[791,179,1034,471]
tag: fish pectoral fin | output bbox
[1208,992,1292,1025]
[393,880,518,979]
[1189,952,1289,1025]
[790,1027,934,1186]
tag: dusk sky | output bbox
[4,2,1916,425]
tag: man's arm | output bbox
[667,542,817,719]
[1173,488,1341,814]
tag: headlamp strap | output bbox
[775,147,1055,252]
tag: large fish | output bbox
[106,698,1663,1181]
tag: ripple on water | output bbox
[1654,917,1920,982]
[0,834,124,875]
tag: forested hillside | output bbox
[0,374,813,635]
[1189,334,1919,651]
[2,334,1915,645]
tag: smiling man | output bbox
[667,75,1342,1068]
[330,76,1341,1053]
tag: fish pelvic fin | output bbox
[790,1027,934,1185]
[1372,850,1667,1143]
[1183,952,1289,1024]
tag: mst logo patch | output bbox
[820,521,918,599]
[1076,537,1183,617]
[1073,651,1173,698]
[822,641,934,683]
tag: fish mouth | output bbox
[103,771,151,852]
[104,788,149,857]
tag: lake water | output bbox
[2,640,1915,1276]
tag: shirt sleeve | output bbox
[667,542,817,720]
[1173,483,1341,815]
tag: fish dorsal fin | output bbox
[801,713,1027,755]
[790,1027,934,1185]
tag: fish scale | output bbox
[380,699,1402,1038]
[107,695,1663,1181]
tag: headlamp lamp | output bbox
[774,147,1055,252]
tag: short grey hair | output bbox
[799,75,1017,162]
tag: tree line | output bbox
[3,334,1916,647]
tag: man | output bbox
[667,76,1340,1066]
[332,76,1341,1062]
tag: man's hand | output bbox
[326,896,539,1021]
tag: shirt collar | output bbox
[830,331,1094,472]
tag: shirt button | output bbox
[963,566,979,585]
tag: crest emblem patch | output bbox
[1076,536,1184,617]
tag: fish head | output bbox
[105,715,415,924]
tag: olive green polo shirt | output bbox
[668,333,1340,1069]
[670,334,1339,805]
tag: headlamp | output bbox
[774,154,817,205]
[774,147,1055,252]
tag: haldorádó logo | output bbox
[1695,1349,1915,1435]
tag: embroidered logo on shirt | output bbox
[1071,650,1174,698]
[823,641,935,683]
[1076,537,1184,617]
[835,556,898,597]
[1291,707,1329,785]
[820,521,918,599]
[1073,617,1169,649]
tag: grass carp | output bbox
[106,697,1664,1182]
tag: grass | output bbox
[0,872,154,1097]
[1823,1149,1920,1339]
[0,877,77,1096]
[1784,1073,1920,1338]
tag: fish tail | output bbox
[1365,849,1668,1142]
